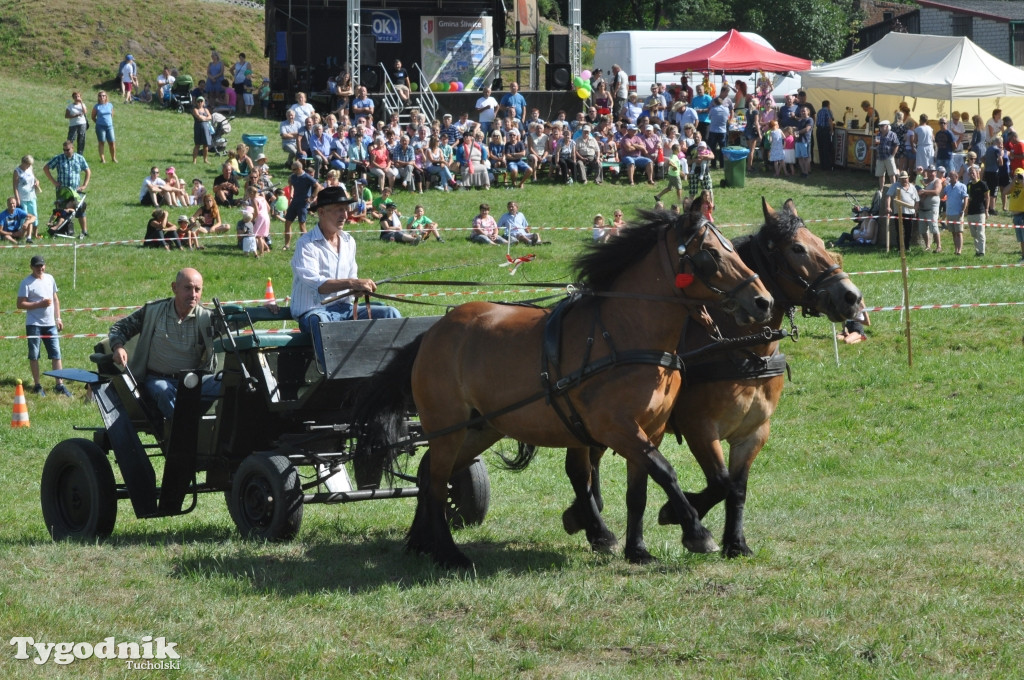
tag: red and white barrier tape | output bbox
[849,262,1024,276]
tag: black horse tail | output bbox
[350,333,424,488]
[495,442,540,471]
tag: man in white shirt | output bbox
[475,87,498,135]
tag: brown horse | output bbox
[354,194,773,569]
[562,198,864,563]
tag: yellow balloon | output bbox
[576,87,590,99]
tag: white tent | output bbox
[800,33,1024,129]
[800,32,1024,99]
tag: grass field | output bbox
[2,72,1024,679]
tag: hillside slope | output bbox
[0,0,267,88]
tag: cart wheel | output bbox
[228,454,303,541]
[446,457,490,529]
[176,104,184,113]
[40,438,117,541]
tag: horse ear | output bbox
[762,196,776,221]
[783,198,799,217]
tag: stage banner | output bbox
[368,10,402,44]
[420,15,494,91]
[517,0,538,34]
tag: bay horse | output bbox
[562,198,864,563]
[354,194,773,569]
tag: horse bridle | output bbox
[752,230,851,317]
[676,217,761,299]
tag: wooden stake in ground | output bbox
[893,198,914,367]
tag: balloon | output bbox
[581,69,591,80]
[411,82,418,91]
[456,81,464,91]
[573,76,585,90]
[577,87,590,100]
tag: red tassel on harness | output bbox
[675,273,695,288]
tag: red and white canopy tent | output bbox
[655,29,811,75]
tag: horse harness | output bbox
[749,230,851,318]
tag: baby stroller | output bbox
[171,74,194,113]
[210,112,233,156]
[47,188,85,239]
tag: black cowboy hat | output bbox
[310,186,356,211]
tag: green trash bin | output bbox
[722,146,750,188]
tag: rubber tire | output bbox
[228,453,303,541]
[446,457,491,529]
[41,438,117,541]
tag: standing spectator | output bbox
[949,111,966,150]
[645,84,666,122]
[886,171,920,251]
[17,255,71,397]
[914,114,935,173]
[815,101,835,171]
[119,54,138,104]
[43,140,90,238]
[795,106,813,177]
[259,77,272,118]
[986,108,1003,143]
[475,86,498,135]
[891,112,908,172]
[767,120,785,177]
[191,96,213,164]
[91,91,117,163]
[918,165,943,252]
[13,155,41,226]
[690,85,712,141]
[934,118,955,171]
[970,114,987,159]
[611,64,628,120]
[498,200,541,245]
[470,203,506,244]
[1,196,37,244]
[206,52,226,104]
[350,86,375,123]
[1009,167,1024,261]
[283,161,321,250]
[290,91,315,126]
[499,82,527,121]
[873,120,899,190]
[279,108,302,166]
[231,53,251,113]
[982,135,1005,214]
[965,164,989,256]
[593,80,612,116]
[65,91,87,155]
[943,169,969,256]
[706,98,730,169]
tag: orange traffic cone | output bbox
[264,277,275,303]
[12,379,29,428]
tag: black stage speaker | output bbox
[546,63,572,90]
[549,34,569,64]
[359,35,381,91]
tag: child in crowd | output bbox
[191,178,206,205]
[767,120,785,177]
[592,213,612,242]
[242,71,255,115]
[611,209,626,233]
[782,126,796,176]
[176,215,197,250]
[259,78,271,118]
[135,83,153,103]
[270,188,288,222]
[406,205,445,242]
[688,142,715,201]
[655,142,687,204]
[47,198,77,238]
[236,206,257,256]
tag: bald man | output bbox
[108,268,221,419]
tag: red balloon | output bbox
[449,82,458,92]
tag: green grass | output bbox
[2,71,1024,679]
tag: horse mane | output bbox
[733,205,805,252]
[574,209,693,290]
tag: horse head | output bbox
[675,192,773,325]
[755,198,863,322]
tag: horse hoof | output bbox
[589,532,619,554]
[722,542,753,559]
[657,502,678,526]
[625,546,657,565]
[562,506,584,535]
[438,551,475,571]
[683,535,720,554]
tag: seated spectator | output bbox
[424,136,457,191]
[592,214,612,243]
[392,135,424,193]
[176,214,200,250]
[574,125,603,184]
[234,143,255,177]
[406,204,444,242]
[157,67,176,105]
[1,196,37,244]
[498,200,542,245]
[307,124,332,178]
[192,193,231,237]
[212,163,239,207]
[457,132,490,189]
[379,201,421,244]
[135,82,153,104]
[280,108,302,166]
[143,209,182,250]
[163,167,190,207]
[487,130,507,180]
[190,178,206,206]
[527,122,551,181]
[139,166,171,207]
[470,203,507,244]
[553,128,576,184]
[367,136,397,193]
[504,129,532,188]
[836,309,870,344]
[619,125,654,186]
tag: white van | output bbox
[593,30,777,94]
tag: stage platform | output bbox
[308,89,585,123]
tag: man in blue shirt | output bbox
[43,141,90,239]
[1,197,37,244]
[690,85,713,141]
[283,161,322,250]
[942,168,969,256]
[706,98,730,170]
[498,82,528,122]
